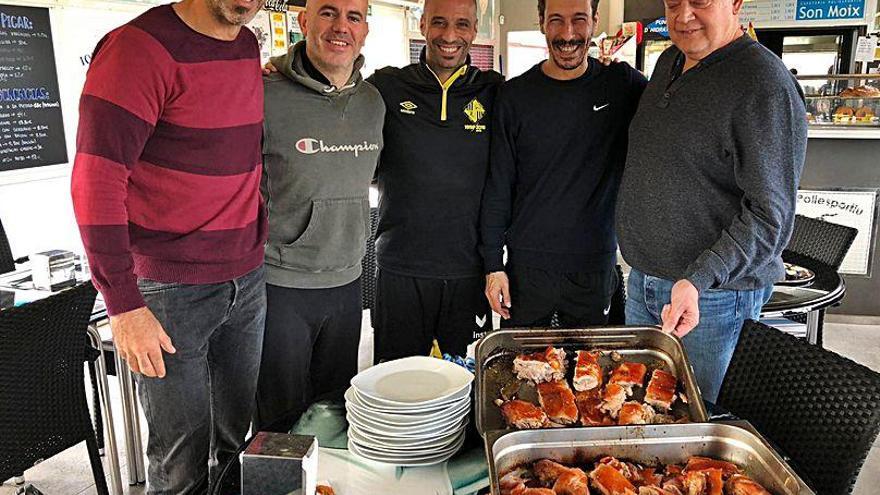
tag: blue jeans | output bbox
[134,266,266,494]
[625,268,770,403]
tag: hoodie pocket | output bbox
[279,197,369,273]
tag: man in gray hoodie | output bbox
[254,0,384,432]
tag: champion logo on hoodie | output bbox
[295,138,381,158]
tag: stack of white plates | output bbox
[345,356,474,466]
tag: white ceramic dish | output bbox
[350,383,471,411]
[345,401,469,432]
[347,439,462,467]
[351,356,473,405]
[345,386,470,414]
[346,393,470,425]
[347,423,465,451]
[348,432,466,464]
[346,412,469,439]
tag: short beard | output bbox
[208,0,259,26]
[550,39,586,70]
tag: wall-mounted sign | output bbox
[0,5,66,172]
[740,0,872,28]
[796,188,879,276]
[264,0,288,12]
[643,17,668,38]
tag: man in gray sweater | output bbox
[616,0,807,401]
[255,0,384,431]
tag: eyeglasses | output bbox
[663,0,714,10]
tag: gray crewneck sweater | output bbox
[262,42,385,289]
[616,35,807,291]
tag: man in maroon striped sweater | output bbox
[71,0,267,492]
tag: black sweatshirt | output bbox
[616,36,807,291]
[368,52,504,279]
[480,60,647,274]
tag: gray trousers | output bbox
[134,266,266,494]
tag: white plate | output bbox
[349,384,471,411]
[346,394,470,426]
[345,409,467,437]
[345,401,469,432]
[345,386,470,414]
[346,412,468,438]
[351,356,473,405]
[348,424,465,451]
[348,433,466,465]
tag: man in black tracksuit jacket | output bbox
[480,0,647,328]
[367,0,503,362]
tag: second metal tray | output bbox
[484,422,814,495]
[474,327,709,434]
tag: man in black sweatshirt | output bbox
[480,0,646,328]
[367,0,504,362]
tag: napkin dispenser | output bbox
[241,432,318,495]
[30,250,77,291]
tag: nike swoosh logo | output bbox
[476,314,487,328]
[594,104,609,111]
[603,305,611,316]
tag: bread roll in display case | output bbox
[800,74,880,138]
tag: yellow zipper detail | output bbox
[428,64,468,121]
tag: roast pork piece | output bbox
[500,400,547,429]
[574,350,604,391]
[513,346,568,383]
[537,380,580,425]
[617,402,656,426]
[609,362,648,391]
[590,463,637,495]
[644,369,677,411]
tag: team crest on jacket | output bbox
[464,99,486,133]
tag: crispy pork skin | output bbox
[537,380,579,425]
[500,400,547,429]
[574,350,604,391]
[514,346,568,383]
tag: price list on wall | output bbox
[0,5,66,172]
[740,0,868,26]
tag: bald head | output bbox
[299,0,370,87]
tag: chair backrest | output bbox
[361,207,379,310]
[0,282,99,481]
[786,214,858,270]
[0,217,15,274]
[718,320,880,495]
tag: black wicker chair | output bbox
[782,215,858,346]
[361,207,378,311]
[0,282,108,494]
[717,320,880,495]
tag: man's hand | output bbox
[661,280,700,338]
[485,271,512,320]
[110,307,176,378]
[262,61,278,75]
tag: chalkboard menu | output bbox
[0,5,66,172]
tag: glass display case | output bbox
[799,74,880,138]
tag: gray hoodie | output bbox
[262,41,385,289]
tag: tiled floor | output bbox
[3,321,879,494]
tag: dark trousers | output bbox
[255,279,362,433]
[501,263,618,328]
[134,266,266,495]
[372,269,492,363]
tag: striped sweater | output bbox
[71,4,267,316]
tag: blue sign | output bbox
[644,17,669,38]
[796,0,865,20]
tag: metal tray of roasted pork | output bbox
[485,422,815,495]
[474,327,709,435]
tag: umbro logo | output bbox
[400,101,417,115]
